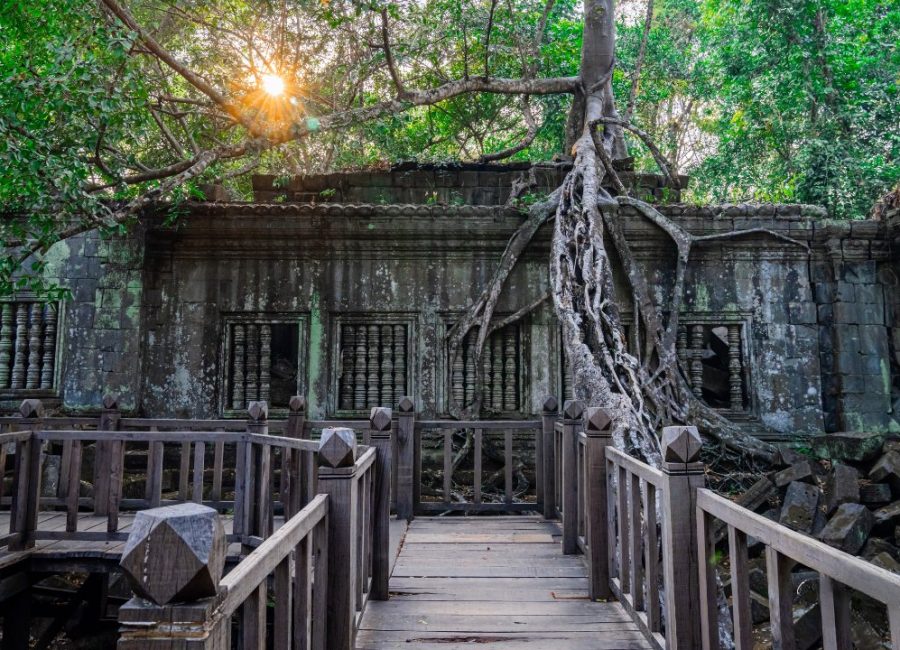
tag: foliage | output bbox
[0,0,897,297]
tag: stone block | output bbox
[839,261,876,284]
[873,501,900,526]
[817,503,873,554]
[860,482,893,504]
[861,537,900,562]
[788,301,817,324]
[836,282,856,302]
[773,461,814,488]
[824,464,860,513]
[812,432,885,462]
[120,503,225,606]
[870,551,900,574]
[869,451,900,492]
[319,427,357,468]
[779,481,821,533]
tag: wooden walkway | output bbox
[356,516,652,650]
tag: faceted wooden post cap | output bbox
[247,401,268,422]
[661,426,702,463]
[289,395,306,413]
[370,407,392,432]
[19,399,44,419]
[563,399,584,420]
[102,394,119,410]
[319,427,357,468]
[398,396,415,413]
[120,503,225,606]
[584,407,612,433]
[542,395,559,413]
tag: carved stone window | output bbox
[0,300,59,394]
[449,323,524,415]
[559,318,750,413]
[223,315,306,413]
[335,318,413,414]
[677,322,749,412]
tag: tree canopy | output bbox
[1,0,897,295]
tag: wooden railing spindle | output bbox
[560,400,582,554]
[629,472,643,610]
[504,429,513,504]
[820,576,851,650]
[192,441,206,503]
[474,428,482,505]
[541,396,558,519]
[65,440,82,532]
[766,547,796,650]
[728,526,752,650]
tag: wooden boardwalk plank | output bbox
[357,516,651,650]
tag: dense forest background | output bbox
[1,0,898,295]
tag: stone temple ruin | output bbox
[3,161,897,440]
[3,162,900,650]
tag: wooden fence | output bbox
[546,396,900,650]
[0,398,393,650]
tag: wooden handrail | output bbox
[697,487,900,650]
[219,494,328,615]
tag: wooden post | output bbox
[285,395,310,516]
[10,399,43,552]
[560,399,583,555]
[660,425,705,650]
[541,395,558,520]
[583,407,612,600]
[117,504,227,649]
[368,407,392,601]
[317,428,360,650]
[247,402,270,539]
[94,394,120,516]
[395,396,415,521]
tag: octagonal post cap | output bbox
[397,396,415,413]
[102,394,119,410]
[120,503,225,606]
[247,401,268,422]
[661,426,702,463]
[288,395,306,413]
[369,407,392,432]
[19,399,44,420]
[542,395,559,413]
[584,407,613,433]
[319,427,357,468]
[562,399,584,421]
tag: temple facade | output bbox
[2,162,898,439]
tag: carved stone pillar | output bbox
[690,324,704,398]
[245,324,259,402]
[393,325,406,403]
[11,303,28,389]
[503,327,517,411]
[231,324,246,410]
[40,305,56,389]
[26,303,43,389]
[380,325,394,405]
[340,326,355,410]
[258,324,271,404]
[367,325,380,407]
[0,304,12,388]
[491,334,503,410]
[354,325,367,409]
[728,324,743,410]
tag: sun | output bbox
[261,73,286,97]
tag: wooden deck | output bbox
[356,516,653,650]
[0,511,249,570]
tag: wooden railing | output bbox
[697,488,900,650]
[412,418,542,513]
[545,395,900,650]
[0,398,393,650]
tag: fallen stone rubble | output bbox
[717,432,900,649]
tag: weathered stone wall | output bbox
[12,227,147,413]
[15,164,898,440]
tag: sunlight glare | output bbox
[261,73,286,97]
